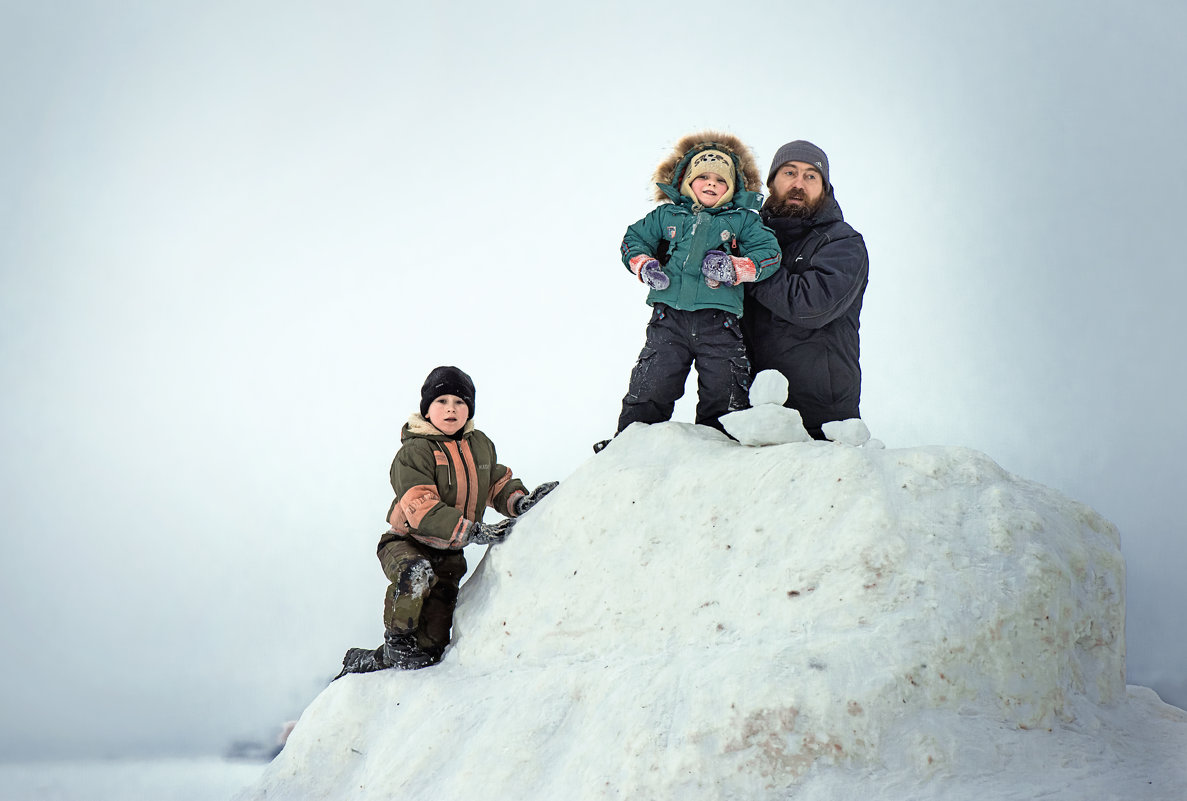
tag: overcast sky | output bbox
[2,0,1184,758]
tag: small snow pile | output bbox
[821,417,874,447]
[721,369,813,446]
[241,423,1187,801]
[722,369,880,449]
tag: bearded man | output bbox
[742,140,869,439]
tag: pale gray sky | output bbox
[2,0,1184,758]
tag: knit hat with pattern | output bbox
[679,149,736,205]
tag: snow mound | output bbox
[241,422,1187,800]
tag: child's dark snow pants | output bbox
[379,538,467,653]
[616,304,751,434]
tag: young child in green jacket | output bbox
[336,366,556,677]
[602,131,781,449]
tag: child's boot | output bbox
[383,630,443,670]
[333,642,394,680]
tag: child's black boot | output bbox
[382,630,443,670]
[333,642,394,680]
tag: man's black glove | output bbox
[466,517,516,545]
[514,481,559,516]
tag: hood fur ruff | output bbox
[652,130,762,204]
[407,413,476,437]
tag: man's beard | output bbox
[764,187,826,219]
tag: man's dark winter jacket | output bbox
[742,194,868,437]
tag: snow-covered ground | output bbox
[0,758,266,801]
[239,405,1187,801]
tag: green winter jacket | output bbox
[379,415,527,553]
[620,141,781,317]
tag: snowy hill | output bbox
[240,421,1187,800]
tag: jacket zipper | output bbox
[457,441,475,520]
[433,443,453,491]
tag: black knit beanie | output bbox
[767,140,831,193]
[419,366,476,419]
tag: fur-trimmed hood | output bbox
[405,413,476,439]
[652,131,763,206]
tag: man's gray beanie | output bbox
[767,140,831,192]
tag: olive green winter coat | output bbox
[379,414,527,553]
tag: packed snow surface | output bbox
[242,421,1187,800]
[0,758,265,801]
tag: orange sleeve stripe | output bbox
[505,490,524,517]
[400,484,443,530]
[450,516,468,547]
[388,503,410,531]
[488,470,512,508]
